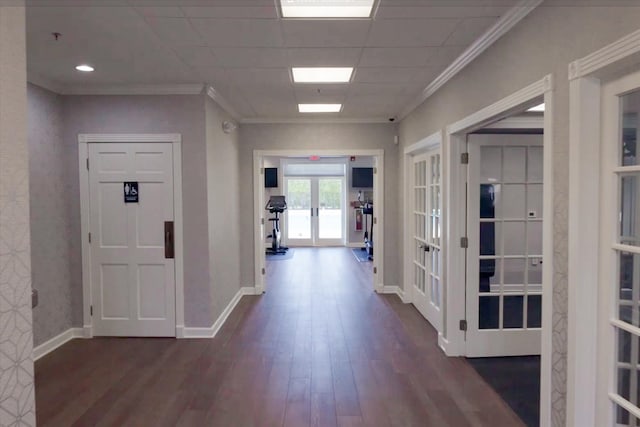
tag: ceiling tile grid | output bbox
[25,0,520,120]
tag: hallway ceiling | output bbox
[26,0,521,121]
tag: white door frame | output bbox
[78,134,185,338]
[253,149,384,294]
[442,74,554,427]
[566,29,640,427]
[403,131,443,331]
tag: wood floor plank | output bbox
[35,247,524,427]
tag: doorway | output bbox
[284,176,346,247]
[79,134,185,338]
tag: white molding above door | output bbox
[78,134,185,338]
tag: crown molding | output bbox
[398,0,543,121]
[206,85,241,121]
[61,84,205,96]
[240,117,392,124]
[569,28,640,81]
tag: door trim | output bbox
[78,134,184,338]
[253,149,384,294]
[443,74,554,427]
[567,29,640,427]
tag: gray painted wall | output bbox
[238,123,399,288]
[205,96,242,324]
[61,94,213,327]
[28,83,75,346]
[0,6,36,425]
[398,3,640,425]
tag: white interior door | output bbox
[411,148,442,332]
[285,176,345,246]
[465,134,543,357]
[89,142,176,337]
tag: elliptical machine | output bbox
[265,195,289,255]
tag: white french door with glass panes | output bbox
[598,70,640,427]
[411,148,442,331]
[285,176,345,246]
[465,135,543,357]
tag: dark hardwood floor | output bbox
[35,247,524,427]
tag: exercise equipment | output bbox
[265,195,288,255]
[357,191,373,261]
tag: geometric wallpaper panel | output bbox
[0,6,36,426]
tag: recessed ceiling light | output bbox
[527,103,545,112]
[292,67,353,83]
[299,104,342,113]
[280,0,376,18]
[75,64,95,72]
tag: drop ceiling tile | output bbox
[174,46,221,69]
[190,18,284,47]
[350,82,422,97]
[358,47,437,67]
[294,86,349,104]
[287,48,362,67]
[375,6,509,19]
[211,47,289,68]
[134,6,184,17]
[248,93,299,117]
[426,45,466,68]
[144,17,204,45]
[182,6,278,19]
[353,67,426,83]
[228,68,291,87]
[282,20,371,48]
[444,17,497,46]
[366,18,460,47]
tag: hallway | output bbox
[35,248,522,426]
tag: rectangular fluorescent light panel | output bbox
[527,103,545,112]
[292,67,353,83]
[299,104,342,113]
[280,0,375,18]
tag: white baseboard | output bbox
[379,285,408,303]
[182,287,256,339]
[33,328,86,361]
[438,332,463,357]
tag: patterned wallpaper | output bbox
[0,6,36,426]
[27,84,73,347]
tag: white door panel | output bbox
[466,134,543,357]
[89,142,176,337]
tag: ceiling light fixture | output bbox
[299,104,342,113]
[292,67,353,83]
[280,0,376,18]
[75,64,95,72]
[527,103,545,112]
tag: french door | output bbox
[285,176,345,246]
[411,148,442,332]
[465,134,543,357]
[599,70,640,426]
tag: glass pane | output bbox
[287,179,311,239]
[620,252,640,328]
[479,259,500,293]
[621,90,639,167]
[503,222,526,256]
[527,295,542,328]
[503,296,524,329]
[620,175,640,246]
[527,184,543,220]
[502,184,526,219]
[619,328,632,364]
[504,258,526,285]
[527,222,543,256]
[480,222,500,256]
[480,146,502,183]
[528,146,544,182]
[479,296,499,329]
[318,178,343,239]
[503,147,527,182]
[528,262,543,286]
[480,184,500,219]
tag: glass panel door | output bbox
[286,178,313,246]
[317,177,344,244]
